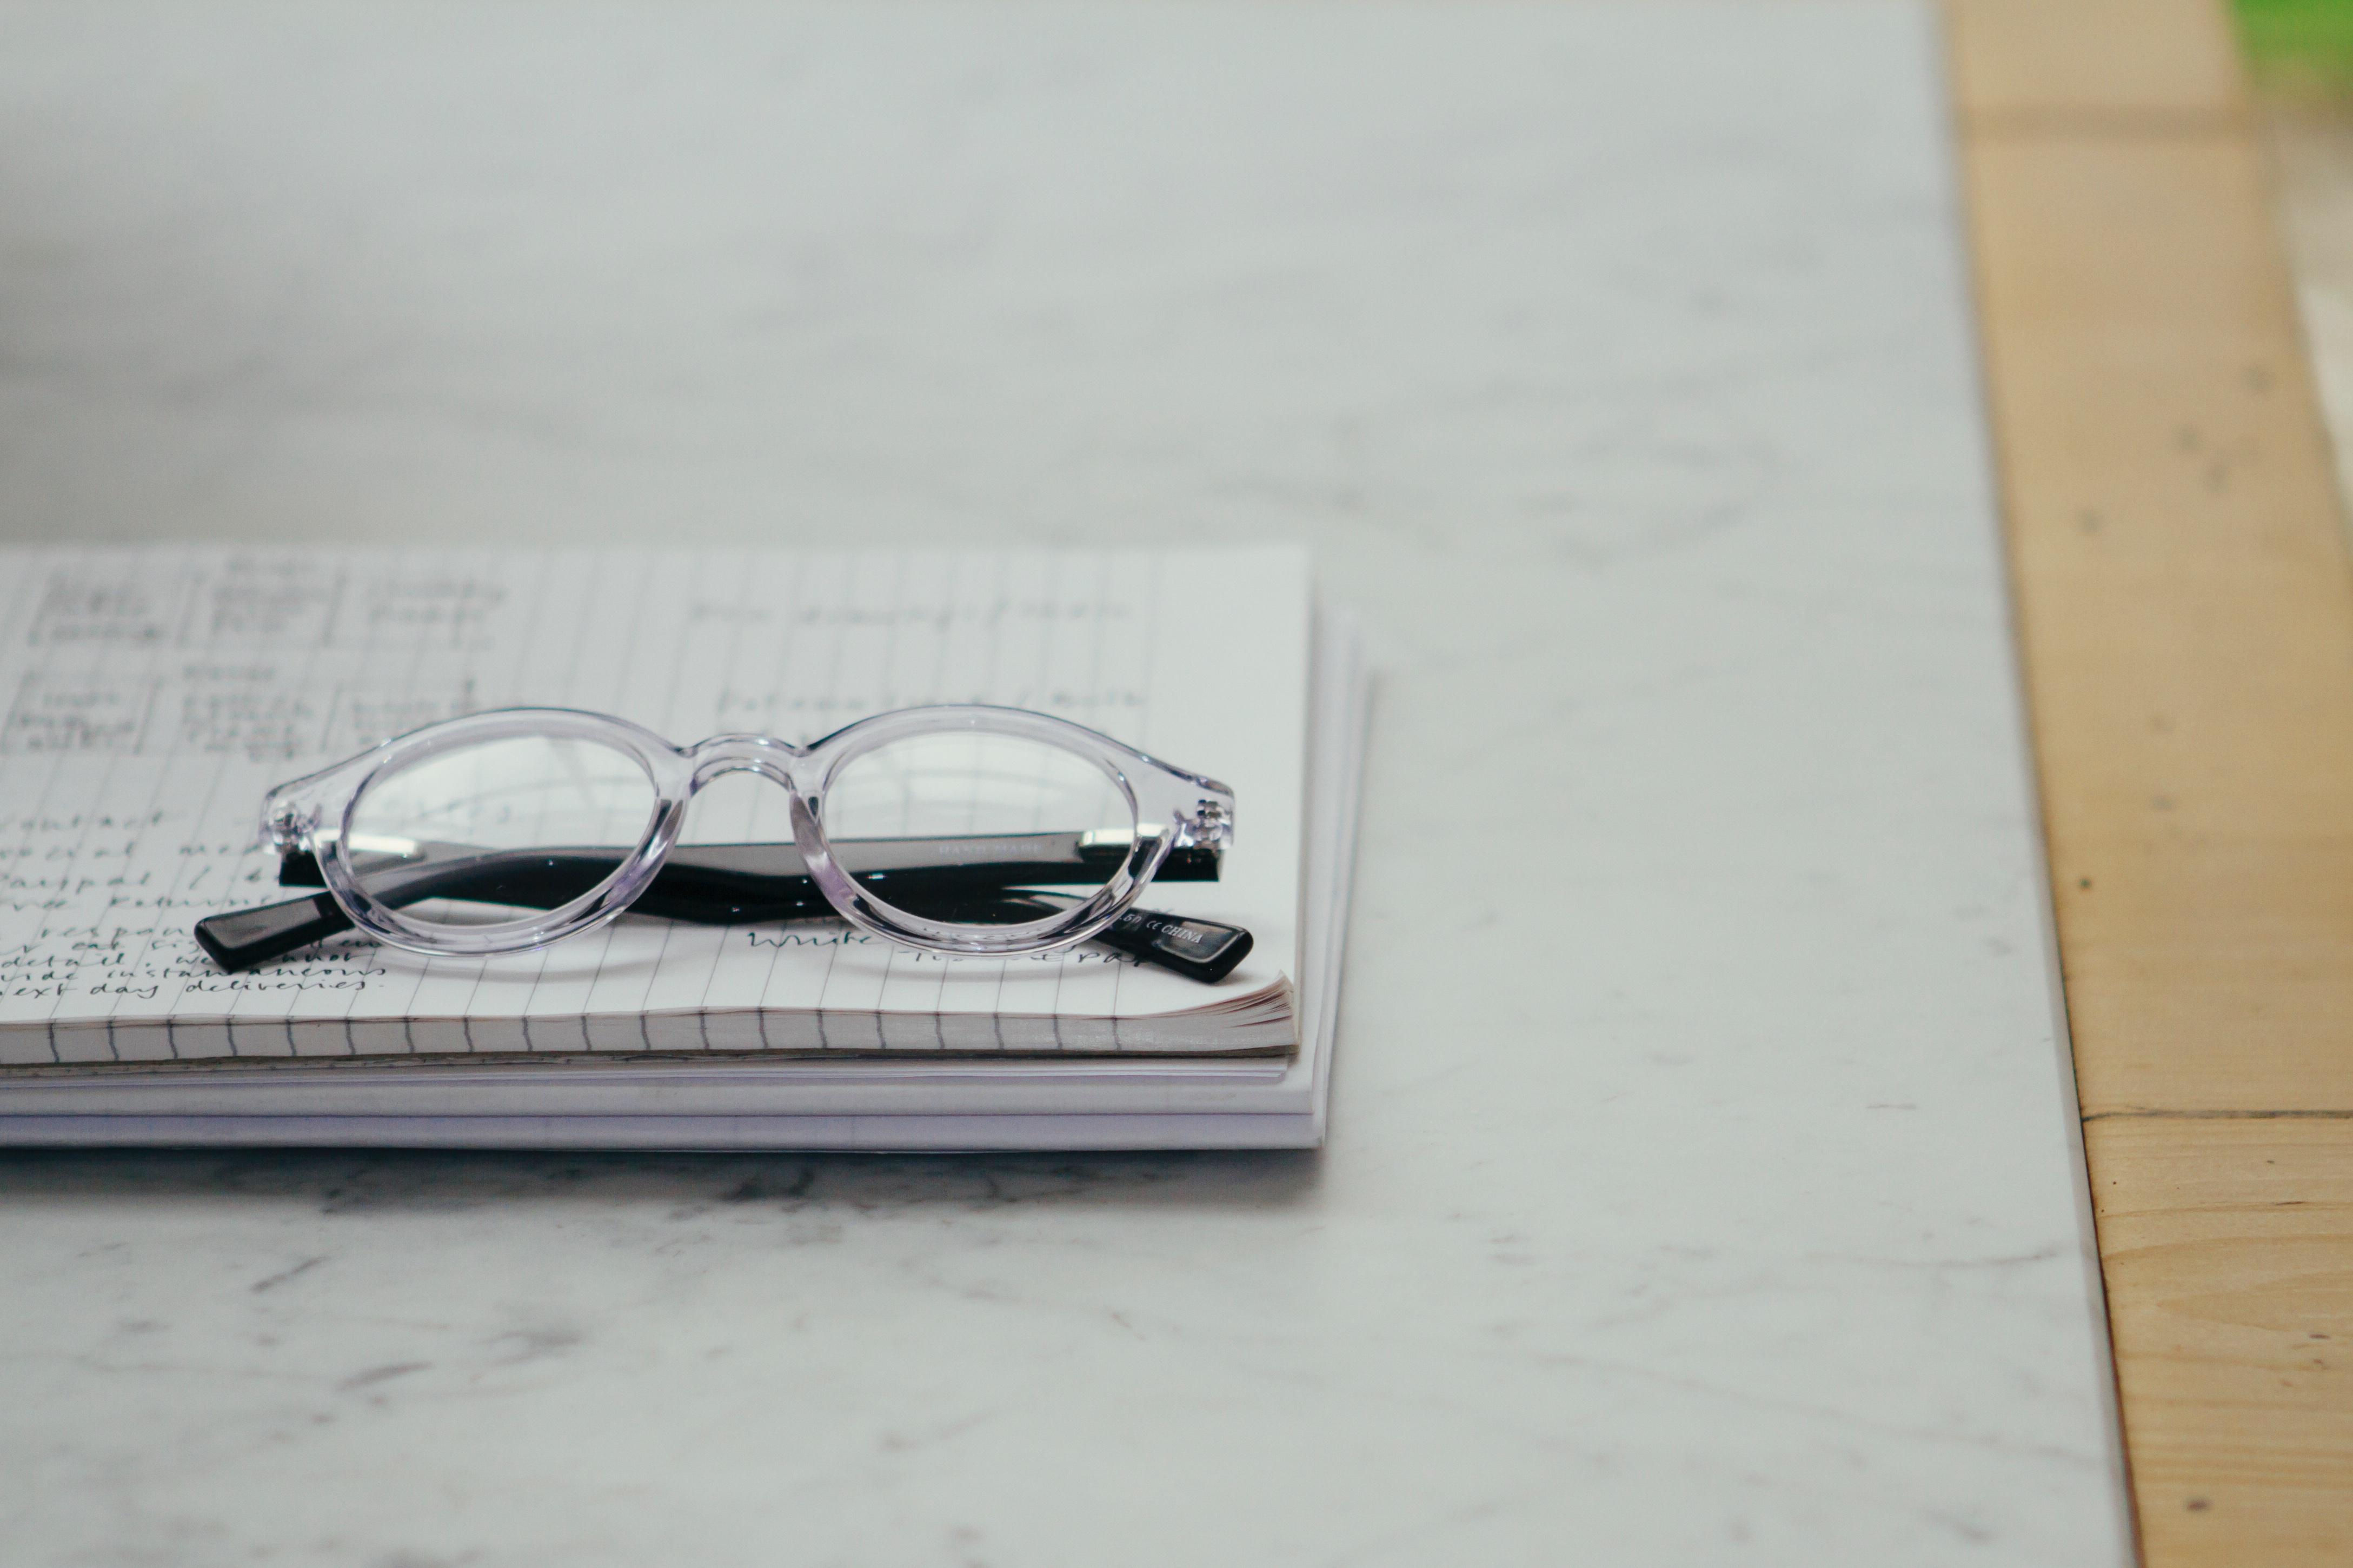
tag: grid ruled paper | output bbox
[0,546,1308,1064]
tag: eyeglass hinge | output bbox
[1178,799,1233,850]
[264,799,317,853]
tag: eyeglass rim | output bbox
[258,704,1234,963]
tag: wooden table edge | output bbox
[1946,1,2353,1563]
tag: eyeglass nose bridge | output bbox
[683,733,813,796]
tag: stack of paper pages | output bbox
[0,544,1364,1149]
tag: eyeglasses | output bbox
[194,705,1240,978]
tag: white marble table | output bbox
[0,3,2132,1563]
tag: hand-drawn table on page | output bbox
[0,4,2131,1564]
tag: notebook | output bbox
[0,544,1367,1149]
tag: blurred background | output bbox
[2242,0,2353,501]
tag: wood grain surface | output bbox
[1950,0,2353,1560]
[2085,1117,2353,1563]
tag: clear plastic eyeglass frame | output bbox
[257,705,1236,963]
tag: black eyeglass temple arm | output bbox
[191,839,1249,983]
[284,830,1219,898]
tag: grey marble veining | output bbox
[0,3,2131,1564]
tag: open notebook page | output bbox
[0,546,1308,1064]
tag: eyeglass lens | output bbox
[343,736,659,930]
[819,732,1136,928]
